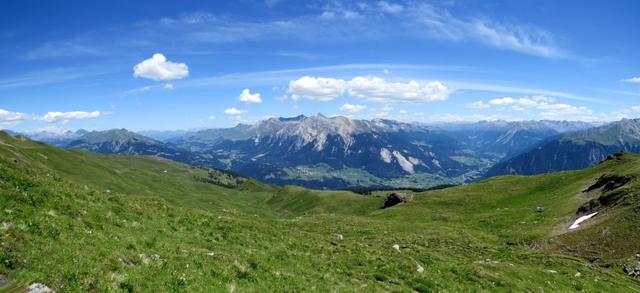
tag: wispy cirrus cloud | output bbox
[0,67,110,89]
[447,80,606,103]
[23,38,108,60]
[592,88,640,97]
[183,63,479,88]
[21,2,571,60]
[406,3,565,58]
[170,4,567,58]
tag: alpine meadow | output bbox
[1,1,640,292]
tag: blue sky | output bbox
[1,0,639,132]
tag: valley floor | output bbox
[1,132,640,291]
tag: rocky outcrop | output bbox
[623,254,640,278]
[578,174,633,214]
[383,193,408,209]
[583,174,631,193]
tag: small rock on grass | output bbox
[0,273,8,288]
[0,222,13,230]
[392,244,400,252]
[27,283,55,293]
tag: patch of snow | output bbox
[251,153,266,161]
[393,151,414,174]
[408,156,421,165]
[569,212,598,230]
[380,148,392,163]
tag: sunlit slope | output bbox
[1,132,639,291]
[382,153,640,259]
[0,132,279,216]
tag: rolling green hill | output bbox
[1,131,639,291]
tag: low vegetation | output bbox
[1,132,639,291]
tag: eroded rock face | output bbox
[583,174,631,193]
[578,174,634,214]
[383,193,408,209]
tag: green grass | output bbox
[1,132,639,291]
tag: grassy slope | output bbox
[1,132,639,291]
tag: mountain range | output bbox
[9,114,613,188]
[486,118,640,177]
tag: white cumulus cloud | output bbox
[347,76,452,103]
[41,111,104,123]
[224,107,246,115]
[339,103,367,113]
[0,108,29,122]
[133,53,189,81]
[487,96,594,120]
[287,76,347,101]
[621,77,640,83]
[537,103,592,119]
[238,89,262,104]
[489,96,550,108]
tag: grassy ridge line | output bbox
[0,132,377,218]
